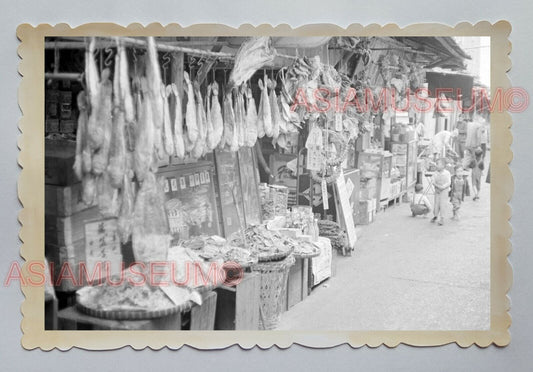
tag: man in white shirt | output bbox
[430,129,458,159]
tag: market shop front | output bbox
[43,35,471,331]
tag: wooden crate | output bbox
[214,272,260,330]
[45,183,95,217]
[189,290,217,330]
[45,207,103,246]
[45,139,78,186]
[286,257,310,309]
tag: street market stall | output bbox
[44,35,471,330]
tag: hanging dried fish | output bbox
[191,81,207,158]
[228,37,276,89]
[210,81,224,148]
[108,48,127,188]
[133,78,155,182]
[161,85,175,156]
[223,92,238,151]
[184,71,198,143]
[269,78,281,146]
[144,38,166,160]
[86,37,104,150]
[258,76,273,137]
[244,87,258,147]
[91,68,113,175]
[234,88,245,148]
[205,84,217,151]
[82,174,96,206]
[97,172,120,218]
[171,84,185,159]
[117,174,135,244]
[119,43,135,124]
[73,91,90,180]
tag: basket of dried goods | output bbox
[229,225,295,262]
[75,268,201,320]
[291,239,322,259]
[251,254,295,330]
[317,219,349,254]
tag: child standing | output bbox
[472,147,484,201]
[431,158,451,226]
[450,166,466,220]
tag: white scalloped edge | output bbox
[17,21,512,350]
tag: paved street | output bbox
[277,173,490,331]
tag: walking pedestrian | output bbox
[431,158,451,226]
[472,147,484,201]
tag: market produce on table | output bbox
[228,224,295,261]
[76,268,200,313]
[317,220,349,253]
[179,235,257,267]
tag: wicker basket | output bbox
[251,254,295,330]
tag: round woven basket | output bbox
[251,254,296,330]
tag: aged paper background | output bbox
[17,22,512,350]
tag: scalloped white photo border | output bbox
[17,22,512,350]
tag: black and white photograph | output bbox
[40,34,494,333]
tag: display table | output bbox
[58,290,217,330]
[309,237,332,287]
[214,271,260,330]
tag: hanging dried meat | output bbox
[244,87,258,147]
[234,88,246,148]
[269,78,281,146]
[119,44,135,124]
[228,37,276,89]
[184,71,198,143]
[85,37,104,150]
[191,81,207,158]
[223,92,238,152]
[222,92,235,149]
[91,68,113,175]
[258,76,273,137]
[210,82,224,148]
[73,91,90,180]
[82,174,96,206]
[96,172,120,218]
[107,48,127,188]
[161,85,175,156]
[171,84,185,159]
[133,78,155,182]
[145,37,166,160]
[205,84,217,151]
[132,173,171,262]
[117,174,135,244]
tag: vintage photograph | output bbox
[43,34,492,331]
[15,22,511,348]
